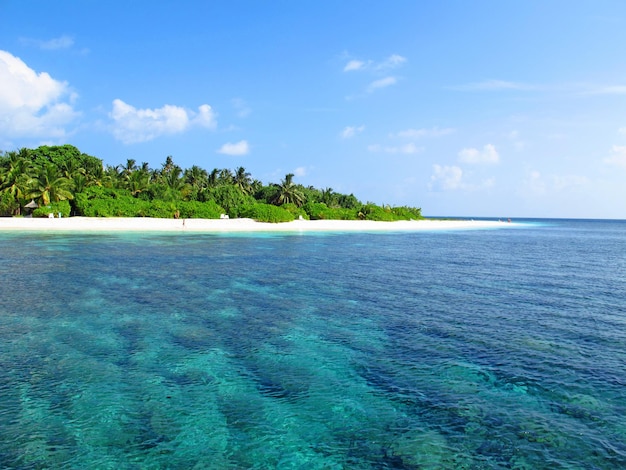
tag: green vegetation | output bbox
[0,144,422,222]
[239,203,295,223]
[32,200,71,218]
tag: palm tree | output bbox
[250,178,263,195]
[84,161,104,187]
[164,165,184,191]
[208,168,220,187]
[0,151,32,214]
[120,158,137,178]
[72,173,88,194]
[233,166,252,194]
[126,170,151,197]
[27,163,74,206]
[218,168,233,185]
[321,187,336,207]
[161,156,175,176]
[83,156,105,184]
[102,165,123,188]
[58,157,82,180]
[273,173,304,206]
[150,167,161,184]
[184,165,208,191]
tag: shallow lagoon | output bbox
[1,219,625,468]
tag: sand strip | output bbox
[0,217,517,233]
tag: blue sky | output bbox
[1,1,625,218]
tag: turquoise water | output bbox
[0,219,625,468]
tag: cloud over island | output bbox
[217,140,250,156]
[109,99,216,144]
[0,50,79,140]
[343,53,407,95]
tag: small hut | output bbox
[24,199,38,217]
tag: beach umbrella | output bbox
[25,199,38,209]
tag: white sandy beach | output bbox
[0,217,515,233]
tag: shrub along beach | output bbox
[0,144,423,224]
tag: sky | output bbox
[1,0,625,218]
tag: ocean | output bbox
[0,219,624,469]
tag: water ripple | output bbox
[0,221,625,468]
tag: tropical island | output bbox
[0,144,423,223]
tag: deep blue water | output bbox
[0,219,625,469]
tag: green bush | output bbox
[77,195,149,217]
[361,204,396,221]
[75,187,133,216]
[33,200,71,218]
[302,202,325,219]
[139,200,178,218]
[327,207,357,220]
[304,202,357,220]
[0,192,19,216]
[239,203,295,223]
[76,186,132,201]
[391,205,422,220]
[209,185,255,217]
[253,185,280,204]
[281,203,308,219]
[356,203,423,221]
[76,198,111,217]
[336,193,360,209]
[177,200,224,219]
[144,183,181,202]
[74,188,226,219]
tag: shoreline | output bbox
[0,217,517,233]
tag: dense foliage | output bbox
[0,144,422,222]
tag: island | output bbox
[1,144,422,223]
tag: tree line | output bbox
[0,144,422,222]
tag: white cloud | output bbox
[604,145,626,169]
[396,143,422,154]
[618,127,626,135]
[524,170,546,195]
[0,50,78,139]
[391,127,454,139]
[343,54,406,97]
[343,54,406,73]
[552,174,589,190]
[451,80,626,96]
[195,104,217,128]
[20,35,75,50]
[367,76,397,92]
[232,98,251,118]
[110,99,216,144]
[368,143,422,154]
[343,60,366,72]
[458,144,500,164]
[341,125,365,139]
[588,85,626,95]
[429,164,463,191]
[429,164,495,192]
[217,140,249,156]
[376,54,407,70]
[453,79,536,91]
[508,130,525,151]
[523,170,588,195]
[293,166,307,177]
